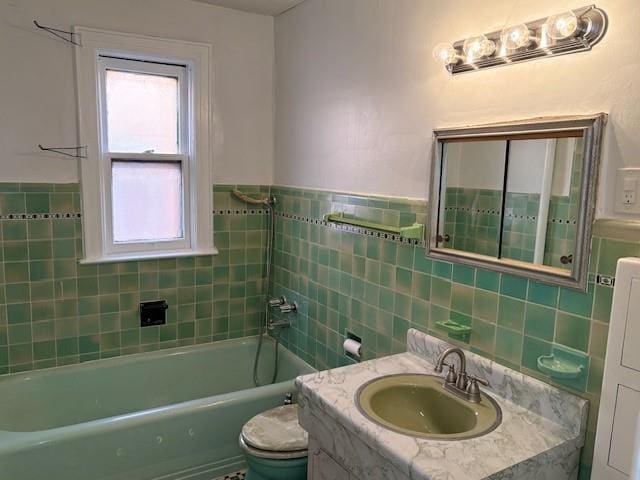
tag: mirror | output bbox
[429,115,607,290]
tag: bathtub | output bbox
[0,336,314,480]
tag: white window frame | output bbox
[74,27,215,263]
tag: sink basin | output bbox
[355,374,502,440]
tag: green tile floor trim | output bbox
[0,183,271,375]
[268,185,639,478]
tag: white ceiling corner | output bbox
[189,0,304,16]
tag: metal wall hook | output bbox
[38,144,87,159]
[34,20,81,46]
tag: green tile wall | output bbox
[1,180,636,479]
[0,183,271,374]
[269,185,639,479]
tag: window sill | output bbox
[79,248,219,265]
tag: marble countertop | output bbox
[296,329,588,480]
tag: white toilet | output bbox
[239,404,309,480]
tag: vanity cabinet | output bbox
[308,438,355,480]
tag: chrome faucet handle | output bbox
[279,301,298,313]
[465,375,490,403]
[444,363,457,384]
[269,296,286,307]
[468,374,490,387]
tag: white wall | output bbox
[0,0,274,185]
[274,0,640,218]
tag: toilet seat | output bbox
[240,404,308,460]
[239,434,307,460]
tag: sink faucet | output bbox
[434,347,490,403]
[435,347,467,375]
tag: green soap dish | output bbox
[537,345,587,380]
[435,320,471,337]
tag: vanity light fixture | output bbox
[434,5,607,74]
[545,11,579,40]
[500,24,533,50]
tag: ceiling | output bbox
[190,0,305,16]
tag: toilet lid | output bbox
[241,404,308,453]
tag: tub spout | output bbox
[267,319,290,330]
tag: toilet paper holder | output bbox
[344,332,362,362]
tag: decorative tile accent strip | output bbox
[0,213,82,220]
[214,209,270,216]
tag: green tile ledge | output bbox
[324,212,425,240]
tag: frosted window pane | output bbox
[112,161,183,242]
[106,70,180,153]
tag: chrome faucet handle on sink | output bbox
[465,375,491,403]
[435,347,490,403]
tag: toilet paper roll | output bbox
[343,338,362,358]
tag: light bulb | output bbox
[432,43,458,65]
[463,34,495,61]
[500,24,531,50]
[545,11,579,39]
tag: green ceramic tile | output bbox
[0,193,26,214]
[452,264,475,286]
[495,327,523,365]
[592,285,613,323]
[497,297,525,331]
[500,274,528,300]
[556,312,590,352]
[430,277,451,307]
[524,304,556,341]
[475,269,500,292]
[2,220,27,240]
[521,335,552,372]
[395,268,412,295]
[411,272,430,300]
[470,318,495,354]
[4,241,28,261]
[589,321,608,359]
[5,283,30,303]
[451,283,473,315]
[559,287,594,318]
[4,262,29,283]
[432,261,452,279]
[473,290,498,322]
[527,281,559,308]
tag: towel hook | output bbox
[33,20,81,46]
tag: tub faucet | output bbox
[268,296,286,308]
[278,300,298,313]
[434,347,489,403]
[267,318,290,330]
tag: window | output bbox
[74,28,214,262]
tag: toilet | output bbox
[239,404,308,480]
